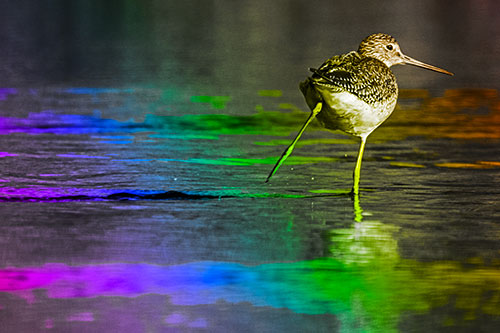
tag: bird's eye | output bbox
[386,44,393,50]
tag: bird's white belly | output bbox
[316,91,395,137]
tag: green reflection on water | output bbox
[172,109,315,137]
[190,95,232,109]
[160,156,338,166]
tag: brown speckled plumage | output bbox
[300,34,402,137]
[310,52,397,106]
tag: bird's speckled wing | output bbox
[310,51,397,105]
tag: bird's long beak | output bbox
[402,54,454,76]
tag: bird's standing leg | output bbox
[352,135,367,195]
[265,102,322,182]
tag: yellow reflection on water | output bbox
[389,161,426,168]
[258,90,283,97]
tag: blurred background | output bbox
[1,0,498,90]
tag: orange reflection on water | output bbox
[436,162,498,169]
[372,88,500,141]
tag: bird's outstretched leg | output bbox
[265,102,322,182]
[351,135,367,195]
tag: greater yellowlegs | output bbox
[266,33,453,194]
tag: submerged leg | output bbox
[353,191,363,222]
[352,135,367,195]
[265,102,322,182]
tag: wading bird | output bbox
[266,33,453,194]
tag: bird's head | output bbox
[358,33,453,75]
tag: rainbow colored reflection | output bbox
[2,256,500,331]
[1,88,499,170]
[1,87,500,331]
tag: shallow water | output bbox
[1,86,500,332]
[1,1,500,332]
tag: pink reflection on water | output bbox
[0,263,213,303]
[0,152,18,157]
[44,318,54,329]
[0,187,116,201]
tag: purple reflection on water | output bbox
[0,186,226,202]
[0,111,144,135]
[0,88,17,100]
[0,263,254,306]
[0,187,118,200]
[0,261,352,317]
[56,154,110,159]
[0,152,18,157]
[165,313,187,324]
[66,312,95,322]
[64,88,135,95]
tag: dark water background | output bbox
[0,1,500,332]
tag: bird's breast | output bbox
[315,90,397,137]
